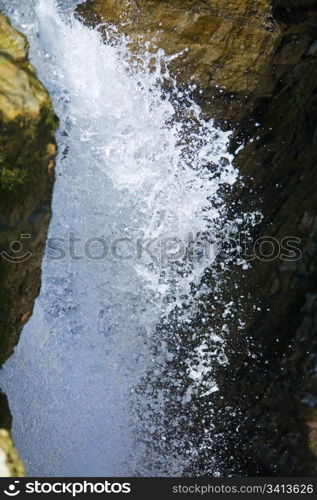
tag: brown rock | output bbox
[0,15,57,381]
[0,429,25,477]
[78,0,281,96]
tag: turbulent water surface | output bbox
[0,0,241,476]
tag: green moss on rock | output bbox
[0,429,25,477]
[0,14,57,365]
[0,13,57,477]
[0,14,27,62]
[0,14,57,192]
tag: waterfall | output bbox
[0,0,239,476]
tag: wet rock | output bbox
[77,0,281,98]
[0,14,57,474]
[0,429,25,477]
[0,15,52,121]
[0,14,57,367]
[306,39,317,55]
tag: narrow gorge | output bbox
[0,0,316,478]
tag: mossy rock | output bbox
[0,14,57,367]
[0,429,25,477]
[0,13,57,476]
[0,14,27,61]
[0,14,57,192]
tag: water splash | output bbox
[0,0,239,476]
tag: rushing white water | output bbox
[0,0,239,476]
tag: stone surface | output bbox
[0,429,25,477]
[0,15,51,121]
[211,2,317,476]
[77,0,281,97]
[0,14,57,474]
[0,14,57,367]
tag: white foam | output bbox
[0,0,238,476]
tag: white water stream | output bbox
[0,0,240,476]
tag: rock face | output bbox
[78,0,280,98]
[78,0,317,475]
[0,14,57,366]
[0,14,57,475]
[0,429,25,477]
[221,1,317,475]
[0,15,50,121]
